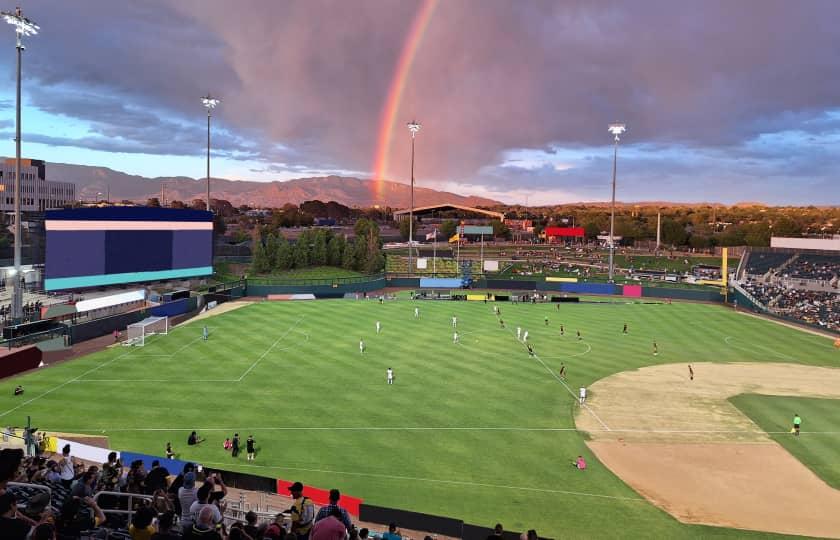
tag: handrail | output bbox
[7,481,52,499]
[93,490,153,520]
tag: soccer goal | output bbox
[124,316,169,346]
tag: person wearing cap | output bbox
[288,481,315,540]
[315,488,352,530]
[0,491,34,539]
[178,471,199,533]
[311,506,347,540]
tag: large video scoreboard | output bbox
[45,207,213,291]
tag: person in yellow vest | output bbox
[288,481,315,540]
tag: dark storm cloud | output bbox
[0,0,838,201]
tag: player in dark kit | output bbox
[527,344,535,357]
[559,363,567,379]
[560,324,564,336]
[688,364,694,380]
[544,316,549,326]
[623,323,628,334]
[231,433,240,457]
[577,330,581,341]
[246,435,256,461]
[499,319,505,328]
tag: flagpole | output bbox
[433,228,437,275]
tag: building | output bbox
[0,158,76,212]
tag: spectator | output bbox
[151,510,180,540]
[0,492,33,540]
[179,472,199,533]
[31,523,57,540]
[264,512,287,539]
[152,488,175,514]
[486,523,504,539]
[381,522,401,540]
[145,460,170,494]
[186,505,223,540]
[208,472,228,503]
[58,444,75,488]
[101,452,122,492]
[129,504,158,540]
[0,448,24,494]
[21,491,50,522]
[55,496,106,537]
[229,522,255,540]
[244,510,262,539]
[127,459,147,494]
[288,481,315,540]
[189,482,223,527]
[70,470,97,498]
[358,528,369,539]
[44,460,61,483]
[314,488,352,530]
[519,530,538,540]
[311,507,347,540]
[168,462,195,516]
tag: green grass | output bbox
[730,395,840,489]
[0,300,835,538]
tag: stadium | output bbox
[0,203,837,539]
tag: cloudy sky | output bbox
[0,0,837,205]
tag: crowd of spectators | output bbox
[0,300,43,324]
[741,279,839,330]
[2,446,516,540]
[784,255,840,282]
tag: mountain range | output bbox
[47,163,501,209]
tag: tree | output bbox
[490,219,510,239]
[251,230,271,274]
[146,197,161,207]
[327,235,344,267]
[275,234,292,270]
[213,214,227,236]
[661,219,689,246]
[312,229,328,266]
[398,219,413,241]
[365,231,385,273]
[293,240,310,268]
[583,221,602,240]
[169,200,186,209]
[440,220,457,240]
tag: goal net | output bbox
[124,316,169,347]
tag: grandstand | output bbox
[385,255,460,275]
[737,243,839,331]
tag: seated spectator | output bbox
[31,523,57,540]
[21,491,50,522]
[0,448,24,494]
[129,504,158,540]
[151,510,180,540]
[244,510,262,539]
[311,506,347,540]
[0,492,34,540]
[314,488,352,530]
[55,496,106,538]
[358,528,369,539]
[145,460,170,494]
[186,505,222,540]
[44,461,61,484]
[229,522,255,540]
[381,522,402,540]
[264,512,287,539]
[70,470,97,498]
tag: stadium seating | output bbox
[385,255,459,275]
[784,254,840,281]
[744,252,793,276]
[742,279,839,330]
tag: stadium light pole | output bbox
[201,94,220,212]
[2,7,38,323]
[407,120,421,275]
[607,123,626,282]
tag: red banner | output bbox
[276,479,363,516]
[544,227,584,238]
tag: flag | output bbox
[425,230,438,241]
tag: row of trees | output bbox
[251,218,384,274]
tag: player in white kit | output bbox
[579,387,587,404]
[414,307,419,318]
[453,331,459,343]
[359,339,365,354]
[376,321,381,334]
[452,316,457,328]
[516,327,522,340]
[523,330,529,342]
[386,368,394,384]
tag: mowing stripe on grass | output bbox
[238,316,306,381]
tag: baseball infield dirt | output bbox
[577,362,840,538]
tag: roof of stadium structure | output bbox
[392,203,504,220]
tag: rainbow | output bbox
[371,0,438,204]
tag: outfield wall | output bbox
[247,276,387,297]
[0,345,42,379]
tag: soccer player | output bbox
[165,442,174,459]
[559,363,566,379]
[414,307,420,319]
[556,303,560,311]
[203,326,208,341]
[452,315,458,328]
[793,413,802,436]
[623,323,628,335]
[376,321,381,334]
[231,433,240,458]
[579,387,587,405]
[527,344,535,357]
[517,327,522,340]
[653,341,658,356]
[453,331,459,344]
[576,330,581,341]
[359,339,365,354]
[560,324,565,336]
[246,435,256,461]
[499,318,505,328]
[386,368,394,385]
[544,316,549,326]
[688,364,694,381]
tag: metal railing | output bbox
[93,490,153,521]
[247,273,385,286]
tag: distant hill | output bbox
[47,163,501,209]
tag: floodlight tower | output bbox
[407,120,421,275]
[201,94,220,212]
[2,7,38,322]
[607,123,626,282]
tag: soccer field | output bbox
[0,297,836,537]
